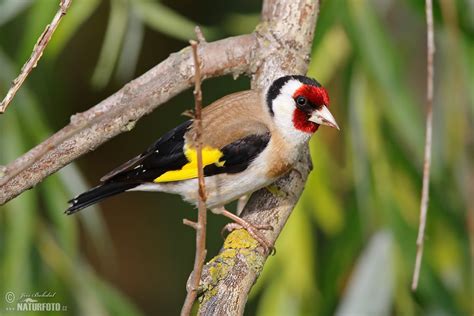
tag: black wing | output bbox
[102,120,271,183]
[101,120,192,183]
[67,121,192,214]
[203,133,271,176]
[66,124,271,214]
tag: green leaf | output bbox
[17,0,58,62]
[306,138,345,235]
[222,13,260,35]
[47,0,101,57]
[91,0,129,88]
[40,175,78,256]
[256,204,318,315]
[347,68,377,234]
[335,231,394,315]
[308,25,351,84]
[343,0,424,158]
[0,111,37,299]
[133,0,218,41]
[36,226,143,316]
[0,48,114,266]
[58,164,117,265]
[115,8,145,82]
[91,276,144,316]
[0,0,33,27]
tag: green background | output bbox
[0,0,472,315]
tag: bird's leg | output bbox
[236,194,249,216]
[211,207,274,254]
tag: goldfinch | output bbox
[67,75,339,250]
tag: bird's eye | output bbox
[296,96,307,106]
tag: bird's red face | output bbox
[267,75,339,139]
[291,84,338,133]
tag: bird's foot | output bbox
[221,222,275,255]
[212,207,275,255]
[236,194,249,216]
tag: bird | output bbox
[66,75,339,252]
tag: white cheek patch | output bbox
[270,79,311,144]
[271,79,303,124]
[272,94,295,129]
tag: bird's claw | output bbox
[221,222,275,255]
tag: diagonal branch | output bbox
[0,34,257,204]
[0,0,73,114]
[412,0,435,291]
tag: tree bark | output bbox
[197,0,318,315]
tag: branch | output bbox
[0,34,257,204]
[181,38,208,316]
[412,0,435,291]
[0,0,73,114]
[198,156,312,315]
[197,0,319,314]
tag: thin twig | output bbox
[183,218,199,230]
[194,26,206,43]
[0,0,73,114]
[180,39,207,316]
[412,0,435,291]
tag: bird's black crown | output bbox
[266,75,321,116]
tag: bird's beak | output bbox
[308,105,340,130]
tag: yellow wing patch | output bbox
[153,145,224,183]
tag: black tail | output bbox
[66,182,138,215]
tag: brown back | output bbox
[185,90,273,148]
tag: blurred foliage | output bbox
[0,0,473,315]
